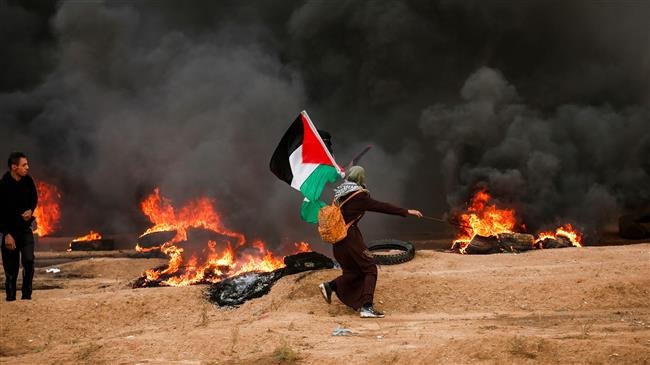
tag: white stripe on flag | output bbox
[289,145,319,190]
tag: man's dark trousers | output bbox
[1,230,35,301]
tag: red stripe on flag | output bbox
[301,114,334,166]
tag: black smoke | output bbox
[1,0,648,244]
[420,67,649,240]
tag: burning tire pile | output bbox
[450,189,583,254]
[129,188,327,304]
[454,232,576,255]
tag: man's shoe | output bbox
[359,306,385,318]
[5,275,17,302]
[22,268,34,300]
[318,282,332,304]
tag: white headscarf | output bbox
[333,181,363,200]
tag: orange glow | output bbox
[134,244,153,252]
[535,224,583,248]
[452,189,583,253]
[452,189,517,253]
[293,241,311,253]
[33,181,61,237]
[136,188,311,286]
[72,230,102,242]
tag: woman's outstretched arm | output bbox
[355,193,421,217]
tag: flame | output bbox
[535,224,582,248]
[33,181,61,236]
[452,189,583,253]
[72,230,102,242]
[293,241,311,253]
[452,189,517,253]
[134,243,151,252]
[136,188,311,287]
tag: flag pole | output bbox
[421,215,473,230]
[345,145,373,169]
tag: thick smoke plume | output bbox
[420,67,649,239]
[1,1,648,244]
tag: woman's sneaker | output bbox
[318,282,332,304]
[359,305,384,318]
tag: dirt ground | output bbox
[1,243,649,365]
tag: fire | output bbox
[293,241,311,253]
[72,230,102,242]
[33,181,61,236]
[135,188,311,287]
[452,189,582,253]
[535,224,582,248]
[452,189,517,253]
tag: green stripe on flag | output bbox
[300,198,325,224]
[299,164,341,223]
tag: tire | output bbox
[69,239,115,251]
[282,251,334,275]
[367,239,415,265]
[137,230,177,248]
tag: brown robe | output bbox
[332,190,408,310]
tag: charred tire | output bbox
[367,239,415,265]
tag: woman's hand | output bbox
[408,209,423,218]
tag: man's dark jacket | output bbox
[0,172,37,235]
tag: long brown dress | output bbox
[332,190,408,310]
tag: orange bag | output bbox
[318,190,365,244]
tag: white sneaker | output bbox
[319,282,332,304]
[359,306,384,318]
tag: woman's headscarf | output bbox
[346,166,366,187]
[333,165,367,200]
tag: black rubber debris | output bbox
[69,239,115,251]
[206,269,285,306]
[205,251,334,306]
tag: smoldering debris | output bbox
[205,251,334,306]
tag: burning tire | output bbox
[137,230,177,248]
[367,239,415,265]
[69,239,115,251]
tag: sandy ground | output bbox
[1,243,649,365]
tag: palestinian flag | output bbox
[270,111,344,223]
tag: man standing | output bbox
[0,152,38,301]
